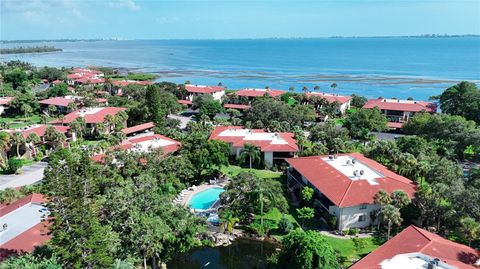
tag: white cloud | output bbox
[109,0,140,11]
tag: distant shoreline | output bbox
[1,34,479,43]
[0,46,62,54]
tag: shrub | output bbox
[278,216,294,234]
[8,158,23,174]
[342,229,350,235]
[350,228,360,236]
[328,215,337,230]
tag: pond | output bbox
[167,238,279,269]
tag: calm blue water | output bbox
[189,187,225,210]
[1,38,479,100]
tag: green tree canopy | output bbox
[273,229,340,269]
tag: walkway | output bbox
[0,162,48,190]
[319,230,373,239]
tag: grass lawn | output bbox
[0,115,45,129]
[322,235,382,267]
[220,165,282,180]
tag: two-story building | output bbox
[209,126,299,167]
[50,107,127,135]
[185,84,225,102]
[286,153,416,230]
[67,68,105,86]
[91,133,181,163]
[233,88,285,103]
[306,92,352,115]
[363,98,437,129]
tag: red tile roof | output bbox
[286,153,416,207]
[351,225,480,269]
[0,194,50,260]
[209,126,299,153]
[112,80,153,87]
[178,100,193,105]
[67,73,82,79]
[223,104,252,110]
[0,222,50,258]
[363,99,437,113]
[91,134,181,163]
[306,92,352,104]
[39,97,75,107]
[185,85,225,94]
[75,77,105,84]
[387,122,404,129]
[121,122,155,135]
[50,107,127,124]
[0,97,14,105]
[20,125,69,139]
[234,88,285,98]
[52,80,62,85]
[0,193,45,217]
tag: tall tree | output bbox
[239,143,261,169]
[380,204,402,240]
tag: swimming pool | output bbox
[189,188,225,210]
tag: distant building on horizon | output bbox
[286,153,416,230]
[363,98,437,129]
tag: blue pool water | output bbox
[189,188,225,210]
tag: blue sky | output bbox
[1,0,479,40]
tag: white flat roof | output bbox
[129,138,176,152]
[218,129,288,145]
[380,253,456,269]
[76,107,103,116]
[0,203,48,244]
[322,155,383,185]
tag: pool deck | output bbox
[177,180,229,209]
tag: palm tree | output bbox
[0,187,21,204]
[67,102,78,112]
[11,132,25,158]
[0,132,11,169]
[302,86,309,94]
[380,204,402,240]
[313,85,320,92]
[26,133,40,157]
[104,114,116,133]
[288,86,295,92]
[220,211,240,243]
[254,180,276,228]
[48,104,57,116]
[459,217,480,247]
[240,143,261,169]
[330,83,338,91]
[374,190,392,229]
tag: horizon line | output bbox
[2,34,480,42]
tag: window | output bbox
[359,215,366,222]
[359,204,367,210]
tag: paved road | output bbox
[168,114,194,130]
[0,162,48,190]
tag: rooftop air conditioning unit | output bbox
[353,170,359,176]
[346,160,351,165]
[328,155,333,160]
[360,170,364,175]
[352,159,357,164]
